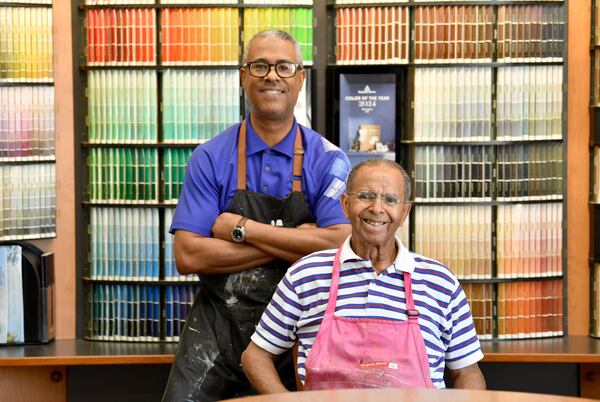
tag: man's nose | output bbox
[368,196,386,211]
[265,65,280,80]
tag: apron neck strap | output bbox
[329,245,419,320]
[237,119,304,191]
[237,120,248,190]
[291,127,303,192]
[403,271,419,320]
[325,245,344,317]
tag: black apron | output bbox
[163,121,313,402]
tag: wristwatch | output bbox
[231,217,249,243]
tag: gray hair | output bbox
[346,159,412,202]
[242,30,303,65]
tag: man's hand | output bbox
[212,212,243,241]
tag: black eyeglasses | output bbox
[244,61,303,78]
[347,190,405,207]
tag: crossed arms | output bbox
[174,211,351,275]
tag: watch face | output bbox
[232,227,245,242]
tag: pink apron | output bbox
[303,246,435,390]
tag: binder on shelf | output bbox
[0,242,55,345]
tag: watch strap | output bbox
[236,217,248,229]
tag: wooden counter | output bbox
[3,336,600,367]
[223,388,599,402]
[0,339,177,367]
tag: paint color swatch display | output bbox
[89,207,159,281]
[591,147,600,203]
[462,283,493,339]
[161,8,238,65]
[164,208,197,281]
[497,5,565,62]
[0,7,53,81]
[87,148,159,203]
[591,264,600,337]
[86,8,156,65]
[0,164,56,240]
[496,203,562,278]
[162,69,239,143]
[414,6,493,63]
[165,284,199,342]
[496,143,563,200]
[595,3,600,105]
[87,70,157,143]
[335,0,404,4]
[85,0,153,4]
[412,64,563,147]
[243,8,313,64]
[413,67,492,142]
[497,280,563,338]
[593,49,600,106]
[497,65,563,141]
[163,148,192,203]
[330,1,566,341]
[414,145,492,201]
[243,0,312,3]
[335,7,409,64]
[79,1,321,343]
[414,205,492,279]
[334,4,564,64]
[161,0,235,4]
[0,86,55,160]
[0,0,51,3]
[88,283,160,341]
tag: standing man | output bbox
[162,30,352,401]
[242,159,486,391]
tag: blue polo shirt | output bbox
[170,118,351,236]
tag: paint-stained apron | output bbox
[162,121,313,402]
[303,245,435,390]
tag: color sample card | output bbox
[162,69,239,143]
[0,7,53,81]
[0,164,56,240]
[86,8,156,65]
[336,6,409,64]
[87,70,157,143]
[0,86,55,160]
[243,8,313,64]
[161,8,239,65]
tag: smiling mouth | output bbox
[260,89,285,95]
[364,219,386,227]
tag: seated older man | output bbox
[241,158,486,392]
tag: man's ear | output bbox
[298,67,306,86]
[341,192,350,219]
[240,67,247,90]
[401,202,412,225]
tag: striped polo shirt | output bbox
[251,235,484,388]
